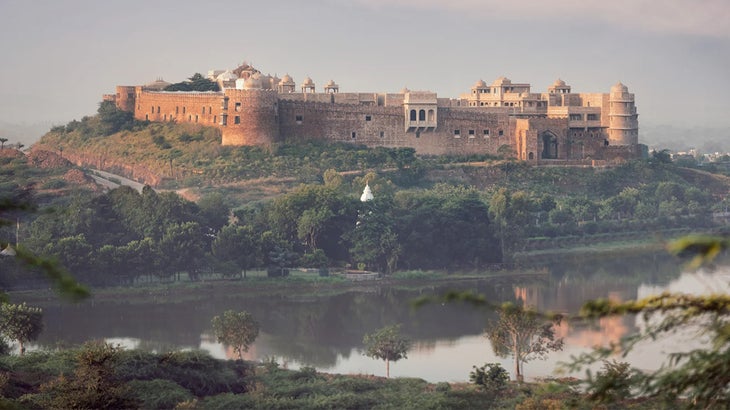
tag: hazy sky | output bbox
[1,0,728,134]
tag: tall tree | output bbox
[0,137,7,150]
[212,224,259,279]
[211,310,260,360]
[0,303,43,355]
[487,303,563,382]
[363,324,411,378]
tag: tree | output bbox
[211,310,260,360]
[0,138,7,150]
[164,73,220,92]
[0,302,43,355]
[363,324,411,378]
[564,235,730,407]
[212,224,259,279]
[487,303,563,382]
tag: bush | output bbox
[125,378,193,409]
[40,179,66,189]
[470,363,509,392]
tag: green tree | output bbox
[0,303,43,355]
[363,324,411,378]
[97,100,134,135]
[164,73,220,92]
[487,303,563,382]
[212,224,259,279]
[158,221,205,280]
[0,138,7,150]
[211,310,260,360]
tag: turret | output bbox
[115,85,137,112]
[608,82,639,145]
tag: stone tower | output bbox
[608,82,639,145]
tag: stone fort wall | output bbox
[118,87,640,162]
[278,101,523,156]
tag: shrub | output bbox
[125,378,193,409]
[40,179,66,189]
[470,363,509,392]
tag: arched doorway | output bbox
[541,132,559,159]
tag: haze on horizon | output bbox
[0,0,728,146]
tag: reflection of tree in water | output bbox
[30,253,692,369]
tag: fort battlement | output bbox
[107,63,640,162]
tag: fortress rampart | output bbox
[108,65,641,163]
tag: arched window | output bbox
[419,109,426,121]
[528,152,534,160]
[410,110,417,121]
[428,109,435,122]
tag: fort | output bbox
[105,62,641,163]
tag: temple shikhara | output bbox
[105,62,641,163]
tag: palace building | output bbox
[105,62,641,163]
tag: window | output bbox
[295,115,303,124]
[365,115,371,121]
[164,114,167,121]
[419,109,426,121]
[569,114,583,121]
[498,130,504,136]
[351,132,356,139]
[145,114,148,120]
[176,106,179,114]
[183,107,186,114]
[127,93,134,99]
[202,107,206,114]
[587,113,600,121]
[234,116,241,124]
[235,102,241,112]
[209,106,212,114]
[151,106,154,113]
[415,131,420,138]
[454,130,460,137]
[195,115,198,123]
[428,109,435,122]
[410,110,417,121]
[379,131,384,138]
[469,130,475,135]
[213,115,217,123]
[483,129,490,136]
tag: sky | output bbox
[0,0,728,143]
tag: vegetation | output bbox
[0,344,673,409]
[487,303,564,382]
[164,73,220,92]
[0,303,43,355]
[363,324,411,378]
[469,362,510,393]
[211,310,260,360]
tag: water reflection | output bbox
[24,254,727,382]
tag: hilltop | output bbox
[32,113,730,203]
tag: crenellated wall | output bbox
[111,78,640,161]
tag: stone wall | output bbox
[278,101,518,156]
[134,91,223,127]
[223,89,280,145]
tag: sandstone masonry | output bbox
[105,63,641,163]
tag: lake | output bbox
[27,252,728,382]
